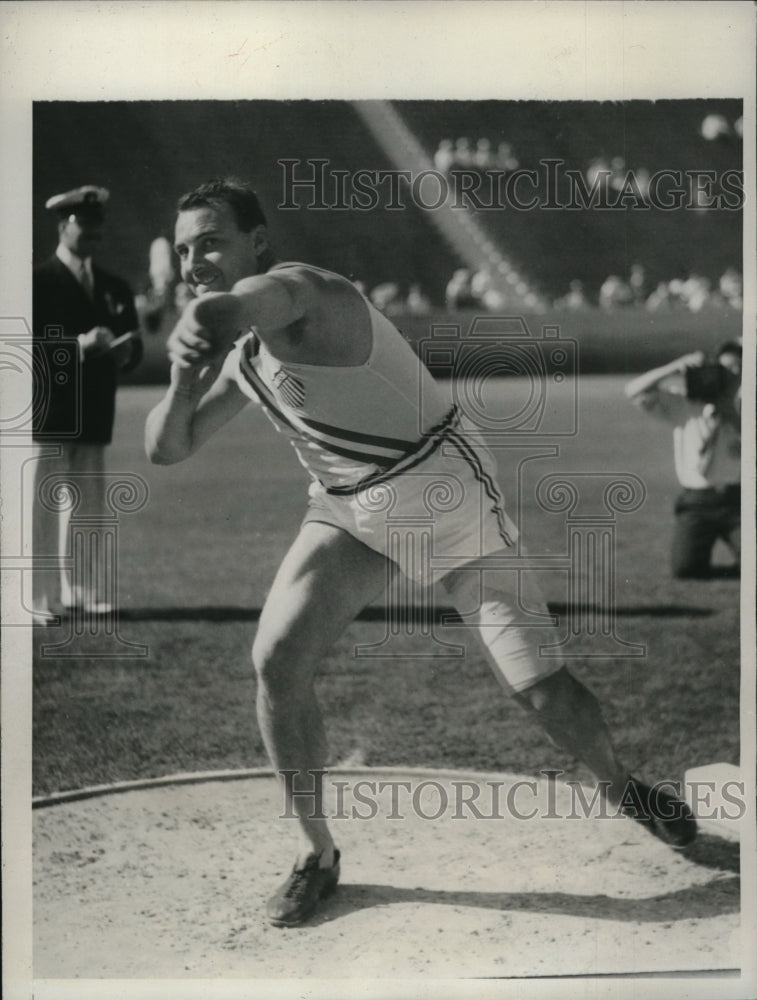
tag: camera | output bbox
[685,363,727,403]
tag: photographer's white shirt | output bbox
[635,387,741,489]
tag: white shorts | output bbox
[303,415,564,692]
[303,416,517,585]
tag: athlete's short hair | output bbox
[177,178,267,233]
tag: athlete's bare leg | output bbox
[252,521,395,867]
[443,564,630,801]
[513,668,631,802]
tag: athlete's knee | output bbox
[252,630,315,699]
[516,666,585,714]
[252,632,292,684]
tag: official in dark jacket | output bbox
[32,185,142,622]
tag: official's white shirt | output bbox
[56,243,94,289]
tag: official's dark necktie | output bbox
[78,261,94,299]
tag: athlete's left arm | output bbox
[235,268,371,363]
[233,270,317,338]
[166,271,317,366]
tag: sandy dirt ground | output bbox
[33,769,742,981]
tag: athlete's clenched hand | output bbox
[167,292,244,369]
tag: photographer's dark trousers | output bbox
[672,485,740,578]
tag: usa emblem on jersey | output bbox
[272,367,306,409]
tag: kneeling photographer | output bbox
[625,342,741,579]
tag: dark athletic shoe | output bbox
[621,777,697,849]
[266,849,341,927]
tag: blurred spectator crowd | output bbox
[135,237,742,323]
[591,265,743,314]
[365,264,743,316]
[433,137,519,175]
[362,264,743,317]
[363,267,544,316]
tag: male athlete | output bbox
[145,178,696,927]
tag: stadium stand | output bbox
[33,99,742,381]
[397,99,742,305]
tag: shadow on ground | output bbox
[678,832,741,874]
[309,871,740,928]
[116,602,716,623]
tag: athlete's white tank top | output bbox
[232,263,454,491]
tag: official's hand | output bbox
[78,326,115,357]
[111,334,140,370]
[167,292,244,369]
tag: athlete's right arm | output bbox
[145,360,249,465]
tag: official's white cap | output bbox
[45,185,110,215]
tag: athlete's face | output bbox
[174,202,265,296]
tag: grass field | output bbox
[32,376,741,797]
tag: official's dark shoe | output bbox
[622,777,697,849]
[266,849,341,927]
